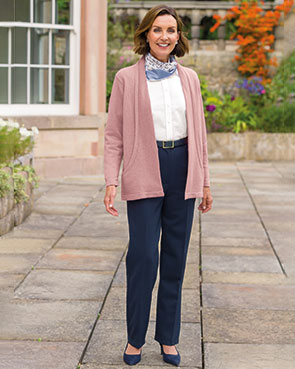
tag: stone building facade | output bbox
[0,1,293,177]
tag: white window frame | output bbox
[0,0,81,116]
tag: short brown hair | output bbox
[133,5,190,57]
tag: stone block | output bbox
[0,238,54,254]
[14,269,113,301]
[0,341,84,369]
[0,211,14,236]
[56,236,128,251]
[37,248,123,272]
[0,254,41,273]
[202,271,292,285]
[202,308,295,344]
[202,254,282,273]
[204,342,295,369]
[201,222,266,239]
[0,299,100,341]
[202,283,295,310]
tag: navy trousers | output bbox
[125,141,196,348]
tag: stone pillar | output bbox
[138,8,147,23]
[80,0,107,114]
[274,11,285,53]
[191,9,201,50]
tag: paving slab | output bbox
[100,286,200,323]
[0,254,41,273]
[201,222,266,238]
[34,195,92,206]
[14,269,113,301]
[183,263,200,289]
[202,246,272,256]
[2,227,64,239]
[202,254,282,273]
[19,213,76,230]
[202,271,293,285]
[0,340,84,369]
[202,308,295,344]
[112,261,126,287]
[48,184,99,195]
[0,238,54,254]
[202,283,295,310]
[203,212,259,223]
[55,236,128,251]
[36,248,123,271]
[204,342,295,369]
[0,273,25,289]
[83,320,202,368]
[65,217,129,238]
[32,203,85,216]
[0,299,100,341]
[202,237,270,248]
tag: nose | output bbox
[159,31,169,40]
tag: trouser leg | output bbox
[155,143,196,345]
[154,195,195,345]
[126,196,163,348]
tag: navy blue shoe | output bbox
[160,343,181,367]
[123,343,142,366]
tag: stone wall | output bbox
[207,132,295,161]
[5,114,107,179]
[0,168,34,236]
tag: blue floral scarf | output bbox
[145,52,177,81]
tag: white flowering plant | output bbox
[0,118,39,164]
[0,119,39,201]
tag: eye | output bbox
[153,28,161,32]
[168,29,175,33]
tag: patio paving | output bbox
[0,161,294,369]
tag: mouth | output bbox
[157,43,170,49]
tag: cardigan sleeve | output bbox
[104,72,124,187]
[195,74,210,187]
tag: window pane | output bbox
[12,67,27,103]
[31,28,49,64]
[0,28,8,64]
[52,68,68,103]
[0,0,14,22]
[15,0,30,22]
[52,29,69,65]
[31,68,48,103]
[0,68,8,103]
[34,0,52,23]
[55,0,72,25]
[12,27,27,64]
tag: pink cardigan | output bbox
[104,55,210,201]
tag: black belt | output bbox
[156,137,188,149]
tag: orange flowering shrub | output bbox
[210,0,294,84]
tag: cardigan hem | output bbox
[121,190,165,201]
[184,192,204,200]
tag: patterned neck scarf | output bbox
[145,52,178,81]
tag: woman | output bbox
[104,5,213,366]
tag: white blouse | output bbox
[147,69,187,141]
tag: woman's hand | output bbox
[104,185,119,216]
[198,186,213,214]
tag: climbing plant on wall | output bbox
[210,0,294,83]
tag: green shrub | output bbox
[0,125,34,164]
[0,168,12,198]
[264,51,295,105]
[256,102,295,133]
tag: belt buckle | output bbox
[162,140,174,149]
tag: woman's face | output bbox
[146,14,179,63]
